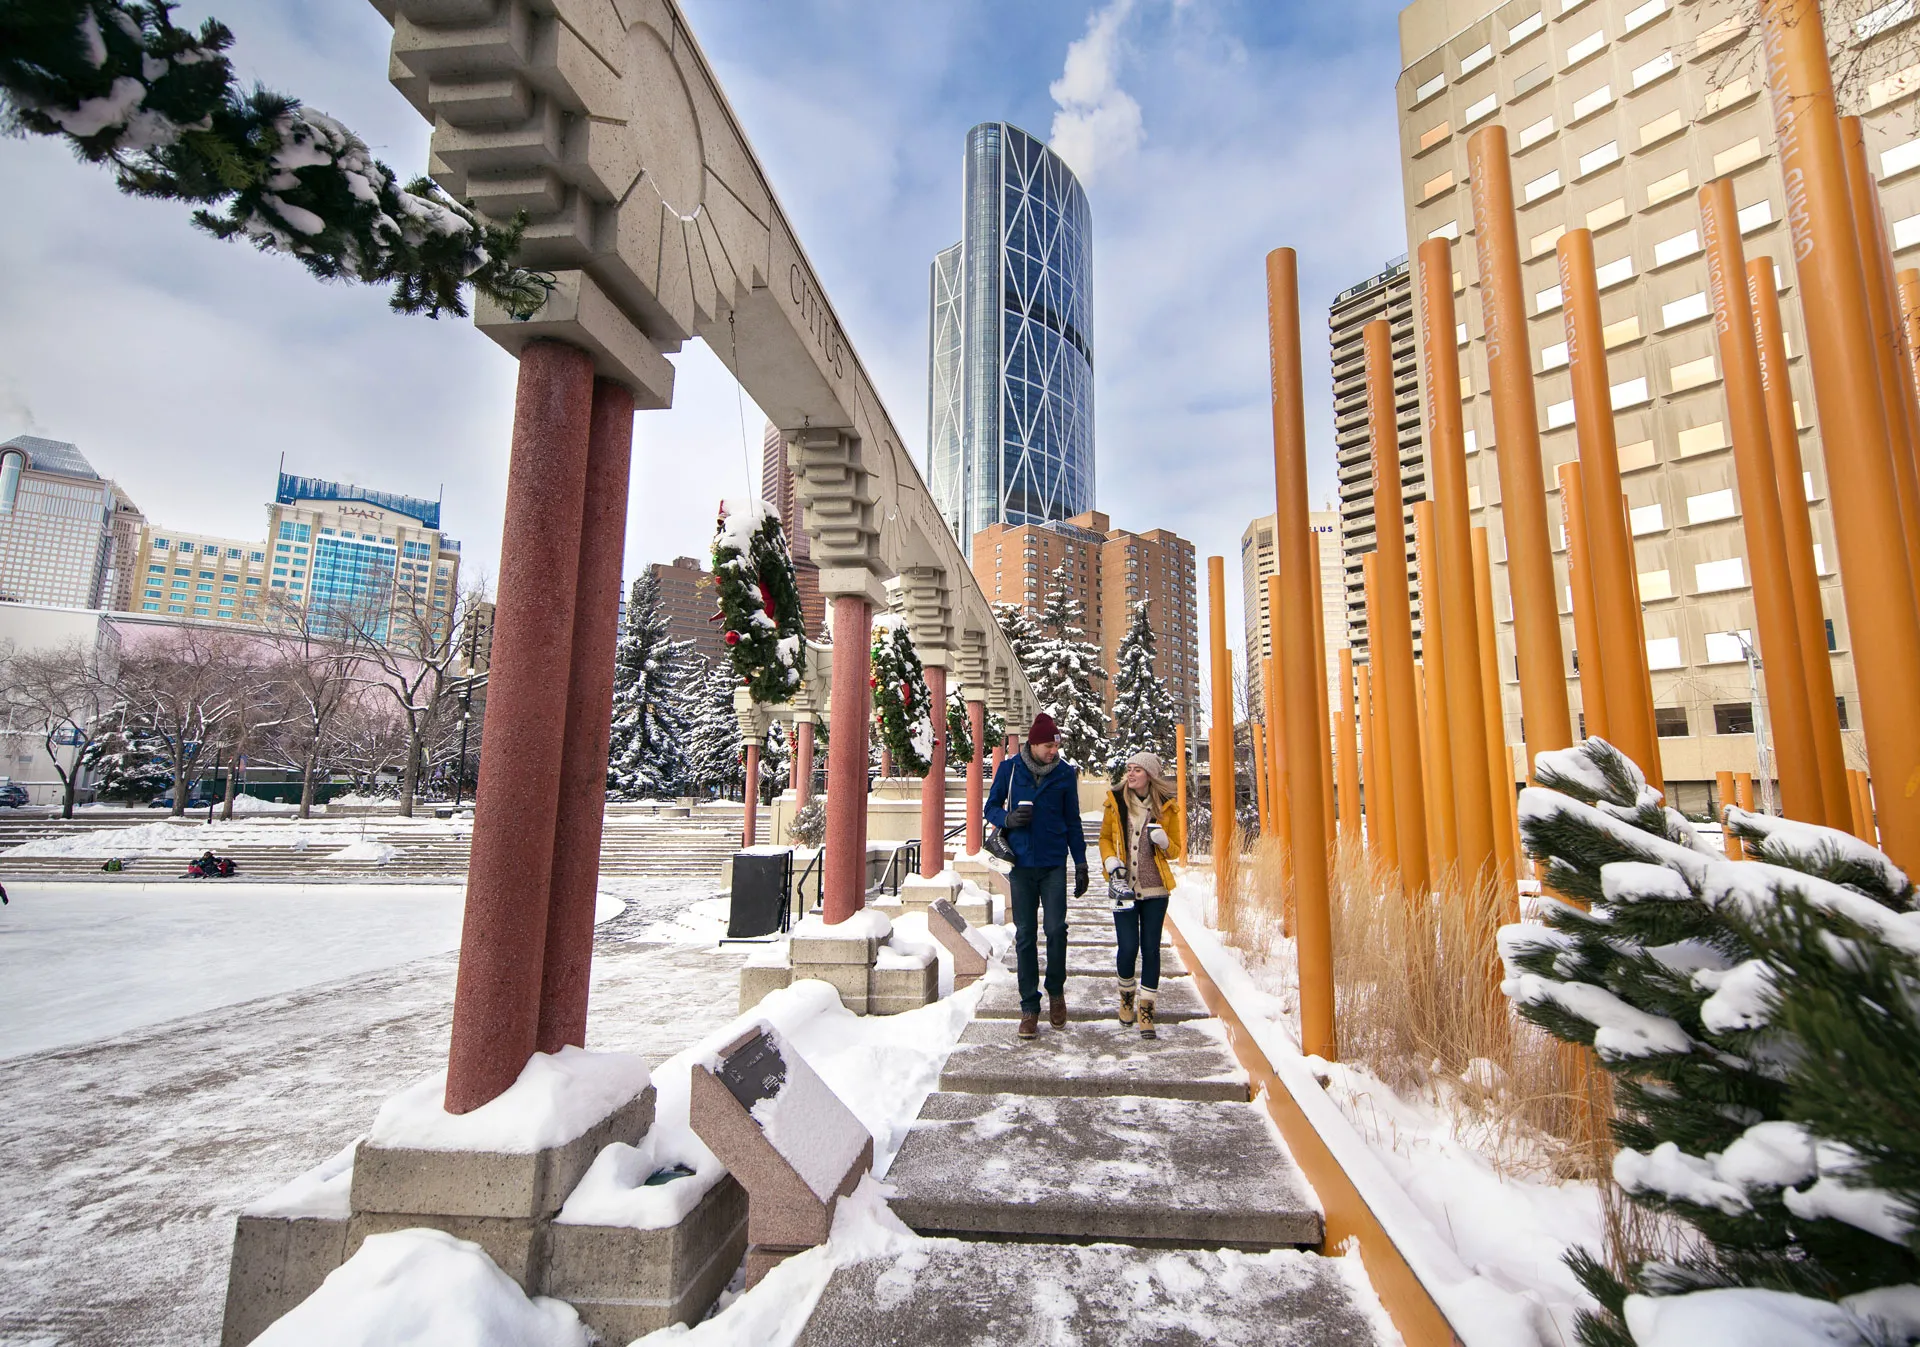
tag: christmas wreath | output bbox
[870,616,934,777]
[0,0,549,318]
[712,499,806,704]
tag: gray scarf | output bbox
[1020,746,1058,780]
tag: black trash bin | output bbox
[727,848,794,939]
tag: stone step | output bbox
[1064,930,1167,948]
[938,1020,1248,1103]
[885,1093,1322,1251]
[976,976,1208,1023]
[1064,952,1187,979]
[795,1241,1380,1346]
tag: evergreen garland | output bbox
[0,0,549,318]
[869,616,933,778]
[711,499,806,705]
[1501,737,1920,1345]
[946,693,973,767]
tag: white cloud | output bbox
[1048,0,1145,184]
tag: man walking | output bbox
[984,712,1088,1039]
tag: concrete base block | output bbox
[952,860,1010,900]
[545,1174,748,1338]
[347,1211,546,1289]
[868,961,938,1016]
[739,961,793,1013]
[219,1213,349,1347]
[897,874,962,913]
[350,1087,655,1219]
[955,896,993,928]
[790,932,880,966]
[791,962,869,1015]
[746,1244,801,1288]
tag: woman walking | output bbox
[1098,751,1183,1039]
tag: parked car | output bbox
[0,784,29,808]
[149,792,211,810]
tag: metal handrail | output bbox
[794,846,825,919]
[869,840,920,896]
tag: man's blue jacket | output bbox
[984,750,1088,870]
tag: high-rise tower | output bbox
[928,122,1095,558]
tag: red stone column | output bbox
[920,665,947,877]
[991,736,1005,775]
[446,341,595,1114]
[824,595,873,922]
[794,719,815,807]
[966,699,986,855]
[535,377,633,1055]
[742,739,761,848]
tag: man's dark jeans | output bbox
[1114,895,1169,989]
[1010,864,1068,1016]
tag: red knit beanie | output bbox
[1028,711,1059,745]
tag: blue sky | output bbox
[0,0,1411,666]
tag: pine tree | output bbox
[606,572,692,799]
[1024,566,1109,770]
[1107,601,1178,774]
[1500,737,1920,1346]
[757,719,791,803]
[993,601,1041,670]
[684,661,742,795]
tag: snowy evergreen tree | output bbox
[993,601,1041,671]
[1501,737,1920,1346]
[757,719,791,803]
[684,661,743,796]
[606,572,692,799]
[1107,602,1178,774]
[1024,566,1108,770]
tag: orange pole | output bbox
[1414,662,1442,873]
[1208,557,1235,877]
[1412,502,1458,876]
[1312,540,1337,850]
[1265,577,1292,860]
[1701,180,1825,824]
[1357,660,1380,861]
[1365,319,1431,894]
[1619,490,1668,796]
[1337,647,1362,846]
[1417,237,1498,887]
[1716,769,1741,858]
[1841,118,1920,583]
[1266,247,1335,1059]
[1473,526,1520,889]
[1468,125,1574,779]
[1557,228,1659,780]
[1252,718,1270,837]
[1175,722,1188,859]
[1363,554,1400,875]
[1899,268,1920,436]
[1558,461,1609,744]
[1736,772,1755,816]
[1750,263,1851,829]
[1762,0,1920,874]
[1853,768,1876,844]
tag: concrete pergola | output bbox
[368,0,1037,1111]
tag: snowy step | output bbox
[1064,948,1187,979]
[885,1093,1322,1250]
[938,1020,1248,1103]
[976,976,1208,1023]
[794,1241,1382,1346]
[1064,929,1167,948]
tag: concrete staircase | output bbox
[794,872,1385,1345]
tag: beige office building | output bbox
[1394,0,1920,811]
[127,529,272,622]
[0,436,144,611]
[1242,509,1345,715]
[1329,260,1428,659]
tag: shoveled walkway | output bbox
[798,880,1390,1345]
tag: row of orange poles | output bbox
[1205,0,1920,1066]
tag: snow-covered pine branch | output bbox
[0,0,549,318]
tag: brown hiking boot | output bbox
[1048,993,1068,1029]
[1137,988,1158,1040]
[1117,978,1137,1026]
[1018,1012,1039,1040]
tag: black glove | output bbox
[1004,803,1034,829]
[1074,864,1090,898]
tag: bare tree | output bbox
[336,581,492,817]
[324,698,412,791]
[113,626,239,816]
[210,640,287,820]
[2,639,115,817]
[259,594,362,818]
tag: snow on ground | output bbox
[3,813,473,858]
[1170,870,1598,1347]
[0,880,746,1347]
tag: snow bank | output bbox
[369,1046,652,1154]
[792,908,892,943]
[245,1141,357,1220]
[229,793,289,814]
[1623,1285,1899,1347]
[331,840,395,864]
[252,1228,588,1347]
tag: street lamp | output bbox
[1733,633,1778,816]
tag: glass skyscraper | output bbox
[927,122,1094,558]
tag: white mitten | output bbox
[1148,825,1168,849]
[1104,855,1124,876]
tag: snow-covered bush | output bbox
[1502,737,1920,1346]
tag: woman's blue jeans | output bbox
[1114,895,1169,989]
